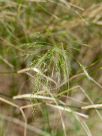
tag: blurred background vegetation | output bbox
[0,0,102,136]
